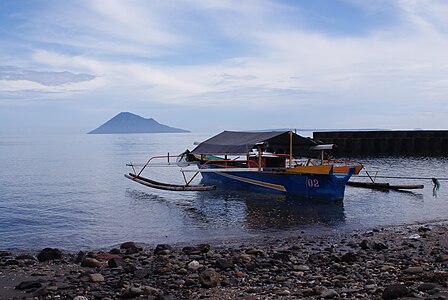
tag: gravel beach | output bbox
[2,222,448,299]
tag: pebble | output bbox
[237,254,252,264]
[187,260,201,271]
[372,241,388,250]
[89,273,105,283]
[275,288,290,296]
[154,244,172,255]
[436,254,448,262]
[2,224,448,299]
[407,234,421,240]
[301,288,315,296]
[381,265,396,272]
[245,248,267,257]
[81,257,102,268]
[16,254,36,260]
[321,288,339,298]
[294,264,310,271]
[417,282,438,291]
[404,266,424,274]
[134,268,150,279]
[15,280,43,291]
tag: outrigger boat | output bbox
[125,131,363,201]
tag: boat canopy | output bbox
[191,131,319,157]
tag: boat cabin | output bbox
[191,130,323,169]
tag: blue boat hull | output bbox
[199,167,353,201]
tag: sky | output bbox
[0,0,447,134]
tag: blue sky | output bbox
[0,0,447,133]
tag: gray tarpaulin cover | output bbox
[191,131,318,157]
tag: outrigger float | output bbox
[347,181,424,191]
[125,131,363,201]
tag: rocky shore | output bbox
[2,223,448,299]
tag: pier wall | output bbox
[312,130,448,157]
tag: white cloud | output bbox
[0,77,105,104]
[14,1,184,59]
[32,50,209,100]
[2,0,448,130]
[398,0,448,36]
[85,0,182,46]
[344,0,398,14]
[0,66,95,86]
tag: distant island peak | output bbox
[88,112,189,134]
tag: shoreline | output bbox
[5,215,448,254]
[2,221,448,299]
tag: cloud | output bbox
[1,0,448,130]
[0,66,95,86]
[86,0,181,46]
[0,65,100,103]
[343,0,398,14]
[31,50,209,100]
[12,0,185,59]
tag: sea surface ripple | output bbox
[0,133,447,251]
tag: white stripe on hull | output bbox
[217,172,287,192]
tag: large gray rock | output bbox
[341,251,358,262]
[359,239,370,250]
[199,268,220,288]
[372,241,388,250]
[182,244,210,255]
[321,288,339,298]
[120,241,136,249]
[108,258,126,268]
[215,258,235,270]
[417,283,438,292]
[37,248,62,262]
[15,280,43,290]
[382,284,409,299]
[121,287,143,299]
[154,244,172,255]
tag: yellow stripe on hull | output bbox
[333,165,363,175]
[287,165,333,175]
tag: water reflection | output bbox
[392,189,424,200]
[243,194,345,230]
[127,187,346,234]
[193,190,346,230]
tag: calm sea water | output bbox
[1,133,447,251]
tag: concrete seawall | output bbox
[313,130,448,157]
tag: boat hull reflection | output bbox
[195,189,345,230]
[244,194,345,230]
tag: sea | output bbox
[1,132,447,252]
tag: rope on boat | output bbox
[353,175,448,181]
